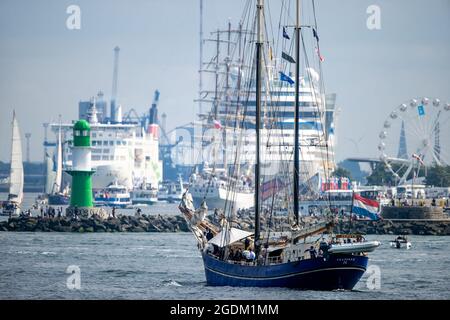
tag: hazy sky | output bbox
[0,0,449,163]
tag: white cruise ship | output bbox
[49,103,162,191]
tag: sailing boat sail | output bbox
[52,125,63,194]
[180,0,380,290]
[44,152,56,195]
[1,111,24,216]
[48,123,69,205]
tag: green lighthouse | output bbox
[67,120,94,208]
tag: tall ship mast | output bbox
[179,0,380,290]
[179,0,339,213]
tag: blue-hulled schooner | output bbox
[179,0,380,290]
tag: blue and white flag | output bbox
[279,71,294,84]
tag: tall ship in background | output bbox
[171,17,339,210]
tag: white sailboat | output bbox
[1,111,24,216]
[52,125,63,194]
[48,124,70,205]
[44,152,56,195]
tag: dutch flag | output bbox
[352,193,380,221]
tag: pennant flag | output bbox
[282,51,296,63]
[279,71,294,84]
[213,119,222,129]
[412,153,425,166]
[313,28,319,42]
[283,27,290,40]
[417,105,425,116]
[315,47,324,62]
[352,193,380,221]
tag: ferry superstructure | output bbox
[49,104,162,191]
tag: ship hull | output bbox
[192,187,254,210]
[131,191,158,205]
[131,199,158,205]
[202,252,367,290]
[48,194,70,205]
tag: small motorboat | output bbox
[328,241,381,254]
[327,234,381,254]
[390,236,411,249]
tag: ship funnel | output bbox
[149,90,160,125]
[147,89,160,138]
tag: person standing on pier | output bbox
[431,198,436,206]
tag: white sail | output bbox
[45,152,56,194]
[8,111,24,205]
[51,126,63,194]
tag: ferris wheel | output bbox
[378,97,450,185]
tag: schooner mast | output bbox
[254,0,263,259]
[293,0,301,223]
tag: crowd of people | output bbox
[13,206,64,219]
[38,206,64,218]
[389,197,449,208]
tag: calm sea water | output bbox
[1,194,449,299]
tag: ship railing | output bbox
[226,259,257,266]
[267,256,283,264]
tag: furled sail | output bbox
[8,111,24,205]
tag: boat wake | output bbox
[162,279,183,287]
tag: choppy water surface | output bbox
[1,231,449,299]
